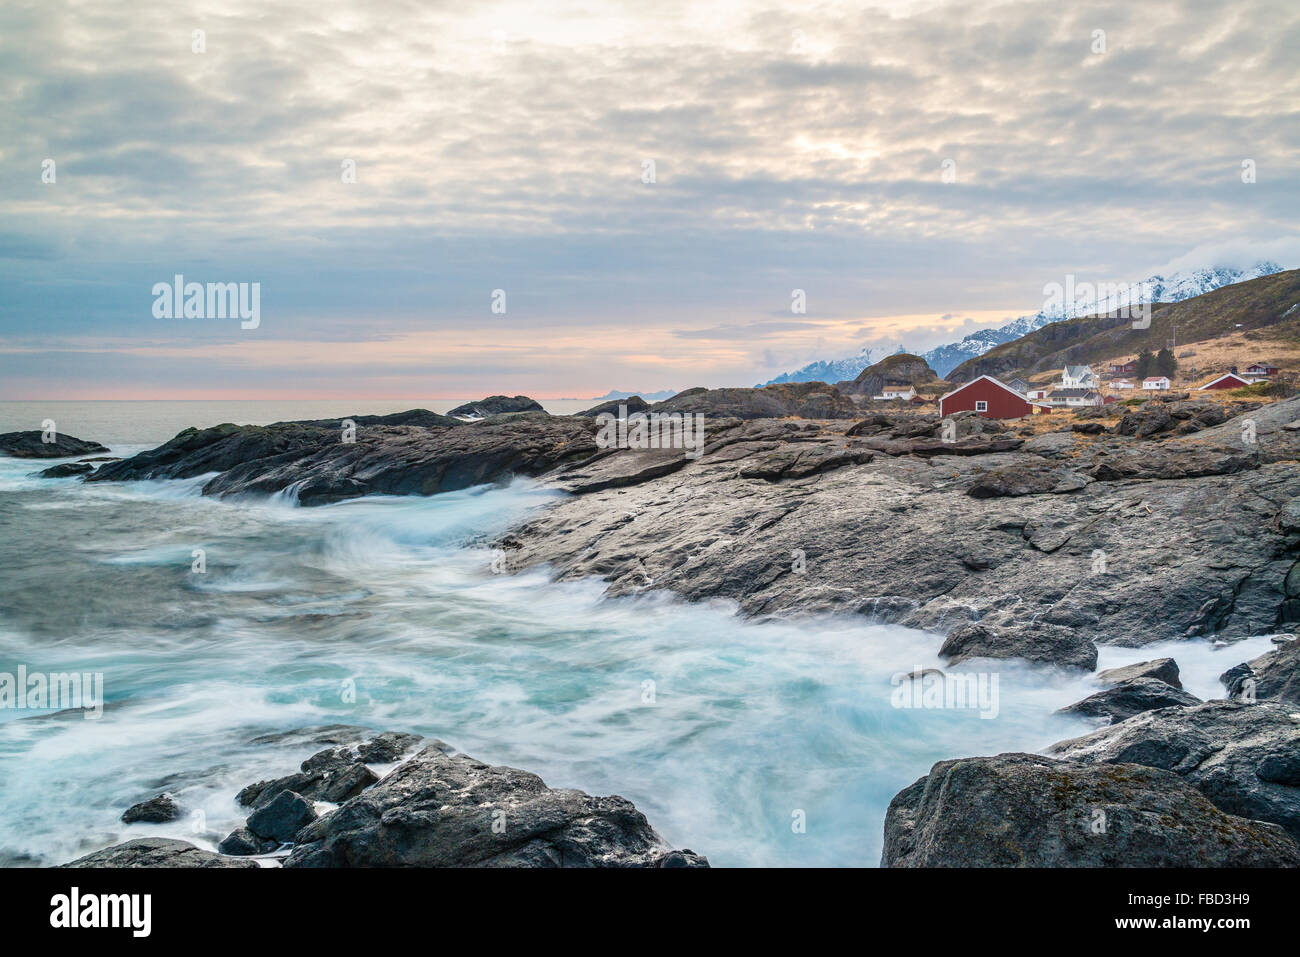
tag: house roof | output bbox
[1198,373,1250,390]
[1064,365,1093,378]
[881,384,914,392]
[1048,388,1095,398]
[1142,376,1168,382]
[938,375,1029,404]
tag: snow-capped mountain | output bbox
[758,345,889,387]
[759,261,1286,383]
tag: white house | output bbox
[1061,365,1097,389]
[874,384,916,401]
[1047,388,1104,408]
[1142,376,1171,390]
[1024,387,1051,400]
[1111,379,1135,390]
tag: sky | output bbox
[1,0,1298,399]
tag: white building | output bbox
[1047,388,1104,408]
[1024,387,1051,400]
[874,385,916,401]
[1142,376,1171,390]
[1061,365,1097,389]
[1111,379,1134,390]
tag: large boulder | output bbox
[882,752,1300,867]
[0,431,109,459]
[940,622,1098,671]
[1047,701,1300,840]
[237,746,380,809]
[121,793,181,824]
[1056,678,1201,723]
[64,838,259,868]
[1097,657,1181,689]
[285,743,707,868]
[245,790,317,843]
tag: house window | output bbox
[975,400,988,412]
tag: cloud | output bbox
[0,0,1296,396]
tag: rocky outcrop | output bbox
[245,790,318,843]
[64,838,259,868]
[121,793,181,824]
[1057,677,1201,722]
[40,461,96,477]
[237,745,384,809]
[836,353,943,398]
[649,382,859,419]
[1219,637,1300,704]
[575,396,651,418]
[0,431,109,459]
[1047,701,1300,841]
[881,752,1300,867]
[1097,657,1182,688]
[940,622,1098,671]
[89,413,598,506]
[448,396,545,418]
[285,741,707,868]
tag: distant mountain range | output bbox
[758,261,1286,384]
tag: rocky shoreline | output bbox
[11,385,1300,866]
[67,726,706,868]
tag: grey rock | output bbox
[121,793,182,824]
[1057,677,1201,722]
[650,382,859,420]
[285,743,707,868]
[1220,638,1300,705]
[882,752,1300,867]
[217,827,275,856]
[448,395,545,418]
[574,397,651,418]
[1047,701,1300,840]
[40,461,95,477]
[1097,657,1182,689]
[64,838,259,868]
[0,431,109,459]
[355,731,424,764]
[245,790,318,843]
[940,622,1098,671]
[238,747,379,809]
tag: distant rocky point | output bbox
[0,431,108,459]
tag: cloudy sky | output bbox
[2,0,1297,399]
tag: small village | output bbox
[871,358,1285,421]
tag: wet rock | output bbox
[556,449,690,495]
[246,790,317,843]
[355,731,424,764]
[1219,637,1300,704]
[0,431,109,459]
[64,838,259,868]
[217,827,276,856]
[939,622,1098,671]
[1057,678,1201,723]
[1047,700,1300,840]
[285,743,707,868]
[238,747,379,809]
[739,445,871,481]
[90,415,597,505]
[121,793,182,824]
[40,461,95,477]
[448,396,545,418]
[882,753,1300,867]
[1097,657,1182,689]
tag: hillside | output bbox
[836,353,945,396]
[946,269,1300,384]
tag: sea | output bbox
[0,401,1275,866]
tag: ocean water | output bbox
[0,405,1277,867]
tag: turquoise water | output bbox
[0,432,1274,866]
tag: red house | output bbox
[1110,360,1137,375]
[1245,363,1279,377]
[939,375,1034,419]
[1198,372,1251,390]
